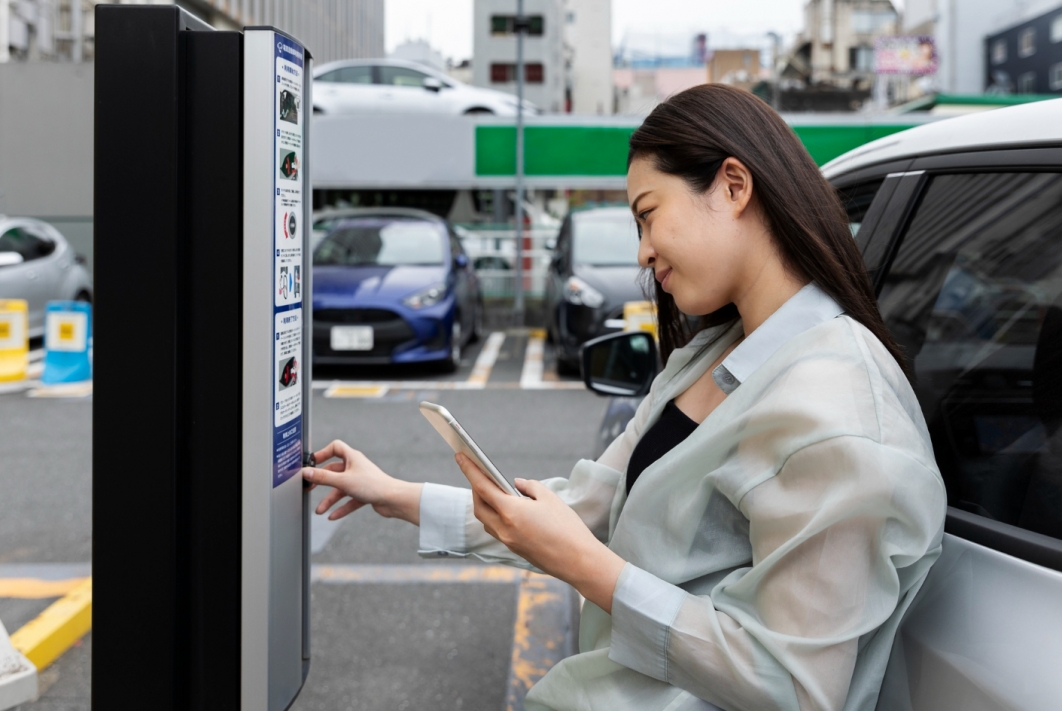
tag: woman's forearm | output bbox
[566,540,628,615]
[377,480,424,526]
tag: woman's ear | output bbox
[718,157,755,216]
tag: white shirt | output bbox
[419,283,947,711]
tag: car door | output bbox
[376,65,448,114]
[868,158,1062,710]
[0,223,56,334]
[314,65,377,113]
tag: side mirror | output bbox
[454,253,469,268]
[0,252,24,267]
[581,331,659,398]
[423,77,443,92]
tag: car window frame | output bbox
[0,221,52,262]
[862,146,1062,573]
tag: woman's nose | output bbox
[637,236,656,269]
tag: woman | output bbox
[302,85,946,711]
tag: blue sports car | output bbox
[312,208,483,372]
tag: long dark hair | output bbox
[628,84,906,371]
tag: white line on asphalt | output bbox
[519,329,545,389]
[466,331,506,388]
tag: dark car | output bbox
[584,100,1062,709]
[545,206,645,374]
[312,208,482,372]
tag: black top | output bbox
[626,399,699,495]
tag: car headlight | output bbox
[403,283,447,309]
[564,276,605,308]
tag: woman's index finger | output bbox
[456,453,507,506]
[313,440,348,465]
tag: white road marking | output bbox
[466,331,506,388]
[519,329,546,389]
[27,382,92,398]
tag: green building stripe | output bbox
[476,126,636,176]
[475,122,919,177]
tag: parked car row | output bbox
[582,99,1062,711]
[313,58,539,117]
[0,216,93,339]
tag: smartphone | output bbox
[418,401,525,497]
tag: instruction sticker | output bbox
[272,33,305,488]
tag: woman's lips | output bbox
[658,268,673,292]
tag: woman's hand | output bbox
[454,452,627,614]
[301,440,423,525]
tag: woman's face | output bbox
[627,156,767,316]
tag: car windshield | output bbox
[572,212,641,267]
[314,219,446,266]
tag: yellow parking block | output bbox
[10,577,92,670]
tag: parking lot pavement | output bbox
[0,341,608,710]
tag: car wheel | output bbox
[440,320,462,373]
[75,290,92,304]
[464,107,494,115]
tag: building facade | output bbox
[984,4,1062,94]
[563,0,612,115]
[904,0,1060,95]
[473,0,565,113]
[0,0,384,64]
[796,0,898,90]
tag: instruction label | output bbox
[272,33,305,488]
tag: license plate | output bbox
[331,325,374,351]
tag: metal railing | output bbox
[455,225,558,299]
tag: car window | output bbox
[379,66,429,87]
[836,179,884,237]
[317,66,373,84]
[314,219,446,266]
[0,226,51,261]
[571,213,641,267]
[878,172,1062,540]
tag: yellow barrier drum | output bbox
[0,299,29,382]
[622,300,658,339]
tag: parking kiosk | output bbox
[93,7,313,709]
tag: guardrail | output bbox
[455,225,558,299]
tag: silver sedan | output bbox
[0,217,92,339]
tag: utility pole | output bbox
[767,31,781,110]
[513,0,527,326]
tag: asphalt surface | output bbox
[0,333,610,710]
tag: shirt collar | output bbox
[711,282,844,395]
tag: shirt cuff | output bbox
[417,483,472,558]
[608,563,687,682]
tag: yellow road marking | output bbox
[324,384,389,398]
[10,577,92,670]
[0,577,87,599]
[467,331,506,387]
[505,572,573,710]
[312,563,520,584]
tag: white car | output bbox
[312,59,539,116]
[0,217,92,339]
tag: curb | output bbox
[10,577,92,670]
